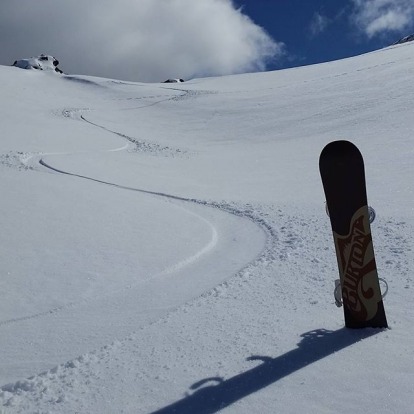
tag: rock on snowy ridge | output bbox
[163,78,184,83]
[12,54,64,74]
[393,34,414,45]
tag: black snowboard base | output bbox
[319,140,388,329]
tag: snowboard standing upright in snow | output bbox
[319,140,388,329]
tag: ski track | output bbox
[2,82,410,334]
[0,99,275,335]
[0,86,213,170]
[79,115,189,157]
[0,192,220,329]
[0,89,274,395]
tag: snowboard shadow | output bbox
[150,327,383,414]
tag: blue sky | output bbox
[0,0,413,81]
[234,0,413,71]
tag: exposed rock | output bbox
[163,78,184,83]
[12,54,64,74]
[392,34,414,45]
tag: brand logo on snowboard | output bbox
[334,207,382,322]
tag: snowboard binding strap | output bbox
[334,278,389,308]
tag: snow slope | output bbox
[1,42,414,413]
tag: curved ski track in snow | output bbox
[0,86,272,390]
[37,109,273,267]
[0,182,220,328]
[0,97,273,329]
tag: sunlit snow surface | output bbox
[1,43,414,413]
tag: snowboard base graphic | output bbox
[319,140,387,328]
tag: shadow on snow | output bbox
[150,327,384,414]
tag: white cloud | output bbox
[0,0,284,82]
[309,12,330,37]
[351,0,414,38]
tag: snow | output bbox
[1,42,414,413]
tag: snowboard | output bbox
[319,140,388,328]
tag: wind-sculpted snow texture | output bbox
[1,42,414,413]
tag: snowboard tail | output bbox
[319,140,387,328]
